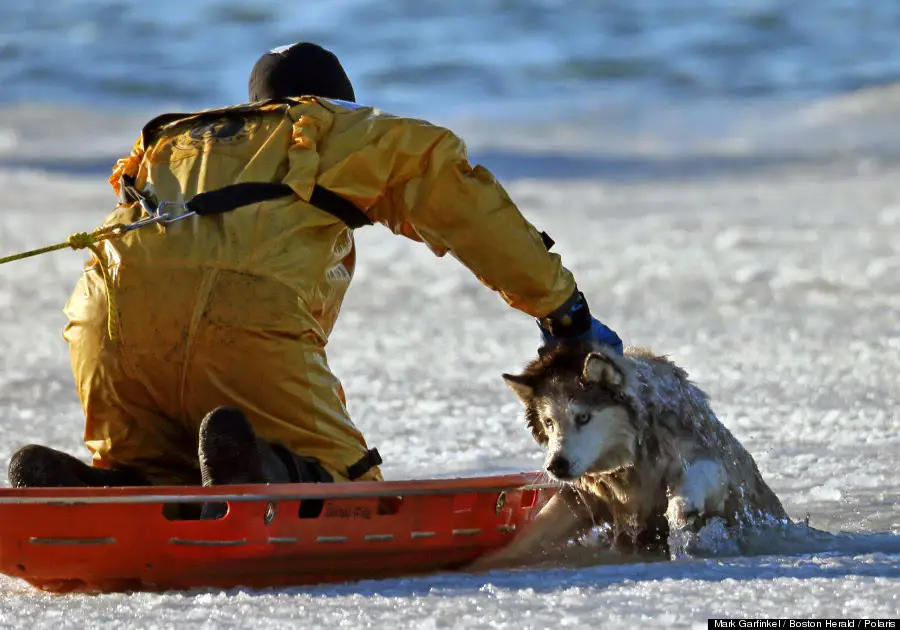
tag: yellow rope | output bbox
[0,223,126,342]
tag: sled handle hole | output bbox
[161,502,226,521]
[519,490,537,508]
[298,499,324,519]
[377,496,403,516]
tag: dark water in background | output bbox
[2,1,900,178]
[2,1,900,115]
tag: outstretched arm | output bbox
[315,106,623,348]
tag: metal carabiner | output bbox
[118,200,196,233]
[156,201,197,226]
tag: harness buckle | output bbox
[346,448,383,481]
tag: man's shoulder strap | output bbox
[125,99,373,230]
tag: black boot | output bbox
[198,406,269,487]
[8,444,151,488]
[197,407,271,519]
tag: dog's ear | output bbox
[582,352,625,389]
[502,373,536,402]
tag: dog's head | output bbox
[503,342,640,481]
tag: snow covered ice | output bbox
[0,98,898,630]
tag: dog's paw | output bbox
[665,496,703,531]
[666,497,710,560]
[667,459,729,530]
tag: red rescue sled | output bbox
[0,473,554,593]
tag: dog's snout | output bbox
[547,455,571,478]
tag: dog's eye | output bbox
[574,412,591,427]
[543,417,553,430]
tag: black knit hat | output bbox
[248,42,355,103]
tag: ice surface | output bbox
[0,106,897,627]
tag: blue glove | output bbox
[537,292,624,355]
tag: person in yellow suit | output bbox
[8,43,623,491]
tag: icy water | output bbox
[0,1,898,628]
[4,0,900,117]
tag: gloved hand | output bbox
[537,291,624,355]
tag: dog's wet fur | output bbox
[483,342,789,564]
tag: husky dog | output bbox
[473,342,789,568]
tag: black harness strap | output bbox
[185,182,294,216]
[346,448,383,481]
[540,231,555,251]
[120,177,372,230]
[185,182,373,228]
[308,184,374,229]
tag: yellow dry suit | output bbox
[63,97,576,485]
